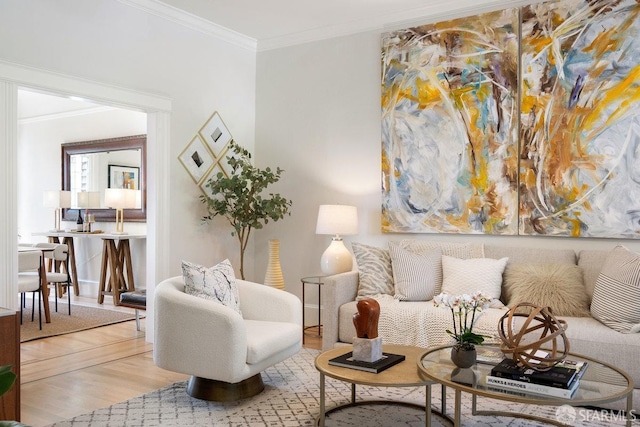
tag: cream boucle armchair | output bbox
[154,276,302,401]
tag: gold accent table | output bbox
[418,344,634,427]
[315,344,448,427]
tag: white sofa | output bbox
[154,276,302,401]
[321,243,640,411]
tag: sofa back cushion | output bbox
[484,245,576,265]
[577,250,609,302]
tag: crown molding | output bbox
[118,0,257,52]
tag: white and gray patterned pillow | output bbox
[389,242,442,301]
[352,242,394,300]
[400,239,484,259]
[182,259,241,314]
[441,255,508,300]
[591,246,640,333]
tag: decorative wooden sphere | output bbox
[497,303,569,371]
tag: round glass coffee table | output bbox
[315,344,448,427]
[418,344,634,426]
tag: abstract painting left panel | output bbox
[381,8,520,234]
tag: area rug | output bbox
[20,300,136,342]
[48,348,630,427]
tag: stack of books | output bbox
[328,352,405,373]
[486,358,588,398]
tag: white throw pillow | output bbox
[352,242,394,299]
[389,242,442,301]
[591,245,640,333]
[182,259,241,314]
[441,255,508,299]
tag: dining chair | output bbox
[18,250,43,329]
[36,242,72,315]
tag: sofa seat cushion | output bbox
[244,320,301,365]
[560,315,640,391]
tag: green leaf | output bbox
[0,365,16,397]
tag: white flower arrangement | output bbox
[433,291,492,349]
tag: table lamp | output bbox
[43,190,72,232]
[104,188,140,234]
[315,205,358,275]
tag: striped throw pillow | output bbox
[390,243,442,301]
[591,246,640,333]
[352,242,394,300]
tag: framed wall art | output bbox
[178,135,215,184]
[108,164,139,189]
[199,111,232,157]
[381,0,640,239]
[199,163,226,198]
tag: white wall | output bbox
[0,0,257,300]
[255,30,640,325]
[18,106,147,296]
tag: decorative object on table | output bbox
[76,191,100,232]
[263,239,284,290]
[104,188,141,234]
[43,190,71,232]
[352,298,382,362]
[179,135,216,184]
[433,291,492,368]
[315,204,358,275]
[327,351,405,373]
[200,142,292,279]
[497,302,569,372]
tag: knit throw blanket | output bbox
[373,294,507,348]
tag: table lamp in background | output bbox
[315,204,358,275]
[43,190,72,232]
[104,188,140,234]
[76,191,101,232]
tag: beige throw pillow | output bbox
[389,242,442,301]
[352,242,394,300]
[591,245,640,333]
[503,263,589,317]
[441,255,508,299]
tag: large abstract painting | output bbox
[382,9,520,234]
[520,0,640,238]
[382,0,640,238]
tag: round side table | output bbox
[301,275,324,344]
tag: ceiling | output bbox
[17,90,105,121]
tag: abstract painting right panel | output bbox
[519,0,640,238]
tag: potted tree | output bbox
[201,142,292,279]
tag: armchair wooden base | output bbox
[186,374,265,402]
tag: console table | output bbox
[34,231,146,305]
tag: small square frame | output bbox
[178,135,215,184]
[108,165,140,189]
[199,111,232,157]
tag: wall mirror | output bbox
[62,135,146,222]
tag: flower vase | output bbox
[264,239,285,290]
[451,345,477,368]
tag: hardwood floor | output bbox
[19,295,322,427]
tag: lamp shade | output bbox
[104,188,140,209]
[43,190,71,208]
[315,205,358,236]
[76,191,101,209]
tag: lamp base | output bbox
[320,238,353,275]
